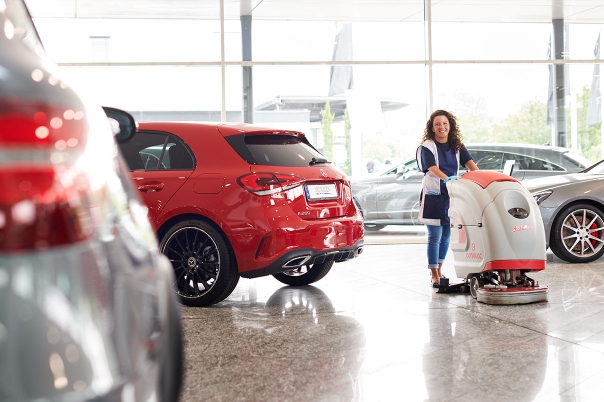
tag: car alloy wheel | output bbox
[551,203,604,263]
[160,219,239,306]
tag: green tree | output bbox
[342,107,351,175]
[361,132,407,163]
[491,98,551,144]
[575,85,602,162]
[321,101,334,160]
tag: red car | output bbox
[117,122,365,306]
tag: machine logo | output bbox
[512,224,532,232]
[466,243,482,259]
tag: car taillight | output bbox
[237,172,304,196]
[0,102,92,252]
[0,168,93,251]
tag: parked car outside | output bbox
[0,1,182,401]
[524,159,604,263]
[352,143,593,230]
[117,121,365,307]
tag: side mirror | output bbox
[102,106,137,143]
[503,159,515,176]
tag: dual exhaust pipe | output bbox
[282,246,364,269]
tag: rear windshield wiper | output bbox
[309,157,331,165]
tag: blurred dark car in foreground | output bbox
[525,159,604,263]
[353,143,592,230]
[0,1,182,401]
[117,122,364,307]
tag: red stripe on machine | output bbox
[483,260,546,271]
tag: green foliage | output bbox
[362,132,407,162]
[321,101,335,160]
[452,89,601,162]
[490,99,551,145]
[574,85,602,162]
[457,112,492,143]
[342,107,351,175]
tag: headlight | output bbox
[532,190,553,205]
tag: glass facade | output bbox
[24,0,604,175]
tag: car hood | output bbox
[523,173,604,192]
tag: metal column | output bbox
[553,18,567,147]
[241,15,253,123]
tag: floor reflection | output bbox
[181,243,604,402]
[182,285,366,402]
[422,303,547,401]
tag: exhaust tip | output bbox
[356,247,363,256]
[283,255,311,268]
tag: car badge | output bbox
[320,169,328,178]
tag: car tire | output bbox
[158,289,183,402]
[550,203,604,263]
[353,197,364,218]
[272,260,334,286]
[364,224,386,231]
[160,219,239,306]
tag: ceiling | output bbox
[22,0,604,23]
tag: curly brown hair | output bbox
[421,109,465,152]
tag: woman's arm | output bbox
[465,160,479,171]
[427,165,449,180]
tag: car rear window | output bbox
[226,134,327,167]
[563,151,593,169]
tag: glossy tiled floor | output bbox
[180,229,604,402]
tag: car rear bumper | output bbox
[240,214,363,267]
[240,239,364,279]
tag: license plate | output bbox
[305,183,338,200]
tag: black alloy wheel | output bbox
[272,261,334,286]
[550,203,604,263]
[160,219,239,306]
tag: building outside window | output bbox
[25,0,604,175]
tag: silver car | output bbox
[525,160,604,263]
[352,143,592,230]
[0,1,182,400]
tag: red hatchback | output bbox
[118,122,364,306]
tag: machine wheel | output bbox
[364,224,386,231]
[272,261,334,286]
[159,219,239,306]
[550,203,604,263]
[470,276,484,299]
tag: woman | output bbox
[416,110,479,287]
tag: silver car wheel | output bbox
[558,207,604,260]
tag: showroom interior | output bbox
[19,0,604,401]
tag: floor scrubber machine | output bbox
[442,170,548,305]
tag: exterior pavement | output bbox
[179,226,604,402]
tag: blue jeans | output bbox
[426,224,451,269]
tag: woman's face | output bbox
[432,115,450,143]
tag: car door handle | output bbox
[138,181,164,192]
